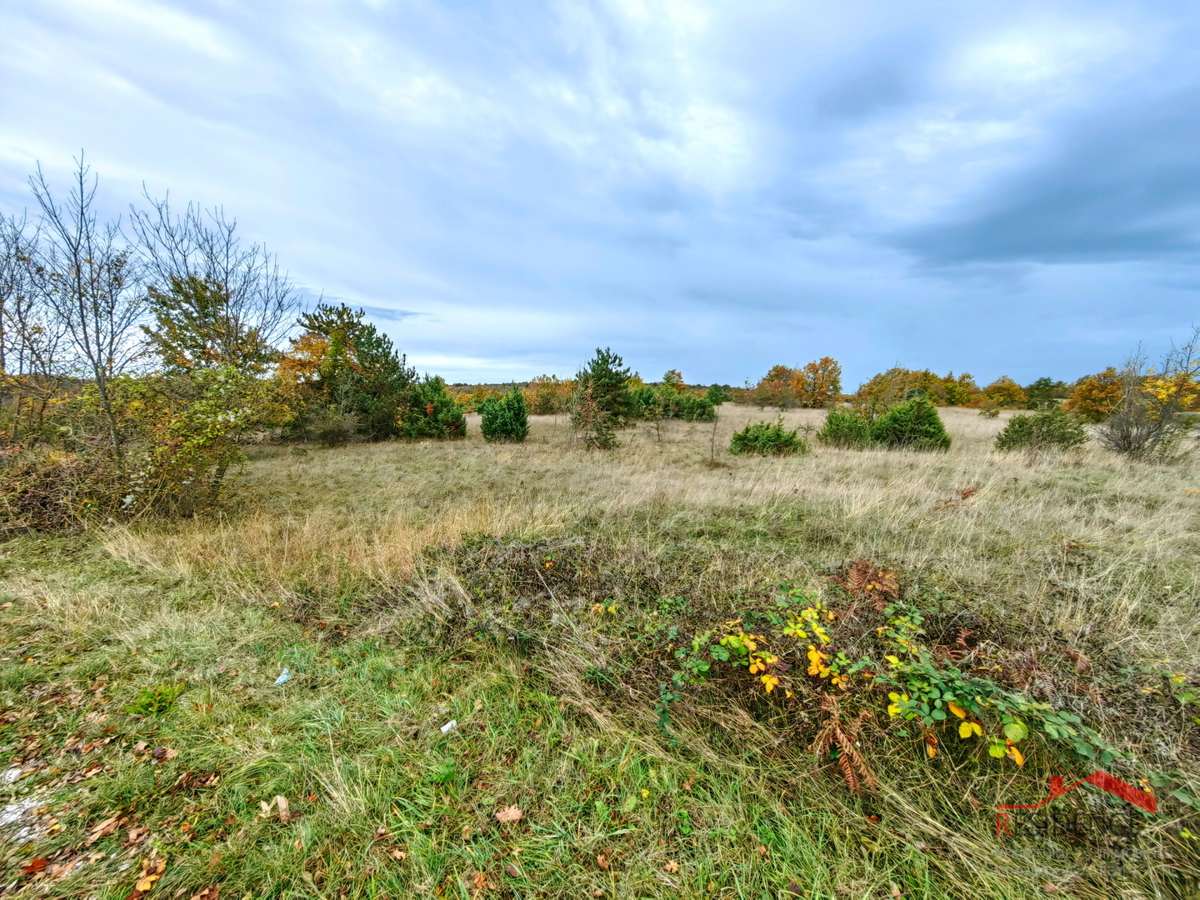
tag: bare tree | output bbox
[129,191,298,372]
[28,155,146,465]
[0,213,72,444]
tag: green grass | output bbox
[3,410,1200,898]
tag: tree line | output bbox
[1,157,1196,530]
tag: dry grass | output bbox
[105,407,1200,667]
[4,404,1199,898]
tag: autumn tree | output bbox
[792,357,842,408]
[750,365,795,410]
[1064,368,1122,423]
[979,376,1027,409]
[524,375,573,415]
[852,368,916,420]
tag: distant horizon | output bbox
[3,1,1198,388]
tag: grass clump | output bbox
[816,407,873,449]
[869,395,951,451]
[729,417,810,455]
[995,406,1089,453]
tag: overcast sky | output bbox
[2,0,1198,387]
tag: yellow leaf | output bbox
[948,702,967,719]
[761,674,780,693]
[1006,741,1025,766]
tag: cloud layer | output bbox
[2,0,1198,386]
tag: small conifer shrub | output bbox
[869,396,951,451]
[816,408,873,449]
[397,376,467,440]
[479,388,530,443]
[995,407,1088,453]
[729,418,810,456]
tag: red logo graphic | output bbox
[996,771,1156,836]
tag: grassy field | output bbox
[2,407,1199,899]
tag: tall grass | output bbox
[1,406,1197,898]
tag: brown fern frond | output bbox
[837,749,860,794]
[831,559,898,613]
[811,696,878,794]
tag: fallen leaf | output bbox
[462,824,474,840]
[495,805,523,824]
[786,882,803,896]
[125,826,150,846]
[189,889,219,900]
[891,884,902,899]
[596,853,610,871]
[664,861,680,873]
[1043,884,1059,895]
[389,849,407,861]
[20,858,48,876]
[506,863,521,878]
[757,845,769,858]
[131,856,166,897]
[86,816,122,845]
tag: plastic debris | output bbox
[274,668,292,686]
[440,720,457,735]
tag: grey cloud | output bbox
[890,88,1200,266]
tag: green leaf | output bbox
[931,709,947,721]
[988,743,1007,758]
[1003,722,1029,743]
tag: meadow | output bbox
[2,407,1199,899]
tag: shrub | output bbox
[729,418,810,456]
[1095,354,1192,461]
[816,408,873,449]
[869,396,951,451]
[995,407,1088,453]
[397,376,466,440]
[665,393,716,422]
[0,449,122,533]
[479,388,529,443]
